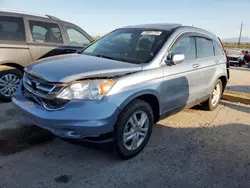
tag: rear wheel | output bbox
[0,67,22,101]
[114,99,154,160]
[201,79,222,111]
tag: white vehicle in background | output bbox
[226,49,244,67]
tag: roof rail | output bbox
[45,14,60,20]
[0,8,60,20]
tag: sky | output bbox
[0,0,249,39]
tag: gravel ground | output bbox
[226,68,250,93]
[0,101,250,188]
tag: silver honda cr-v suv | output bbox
[12,24,229,159]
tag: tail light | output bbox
[218,37,230,68]
[218,37,230,79]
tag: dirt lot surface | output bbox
[0,101,250,188]
[226,68,250,93]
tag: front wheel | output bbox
[114,99,154,160]
[201,79,222,111]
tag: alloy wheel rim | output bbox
[211,83,221,106]
[123,111,149,151]
[0,74,20,97]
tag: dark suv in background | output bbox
[0,9,93,100]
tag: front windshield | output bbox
[82,29,171,64]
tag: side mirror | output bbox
[165,53,185,65]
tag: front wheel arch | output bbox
[114,99,154,159]
[118,90,161,123]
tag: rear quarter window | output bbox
[0,16,25,41]
[213,41,224,56]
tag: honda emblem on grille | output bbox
[31,81,40,90]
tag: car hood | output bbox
[228,55,240,58]
[25,54,142,83]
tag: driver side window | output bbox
[169,34,196,61]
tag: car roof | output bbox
[0,9,81,27]
[120,23,217,39]
[0,9,61,21]
[121,23,182,30]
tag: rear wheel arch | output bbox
[201,79,222,111]
[218,75,227,93]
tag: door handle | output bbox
[215,60,219,64]
[192,64,199,68]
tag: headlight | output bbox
[57,79,115,100]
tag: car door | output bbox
[25,18,69,61]
[161,33,203,113]
[194,36,219,97]
[0,15,32,67]
[62,23,93,53]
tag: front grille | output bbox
[228,57,238,61]
[22,73,69,110]
[23,73,64,99]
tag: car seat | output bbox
[136,38,152,61]
[45,28,58,43]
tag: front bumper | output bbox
[229,60,239,63]
[12,85,119,139]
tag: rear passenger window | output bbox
[213,41,224,56]
[29,20,63,44]
[169,35,196,61]
[0,16,25,41]
[196,37,214,58]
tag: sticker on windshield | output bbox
[141,31,162,35]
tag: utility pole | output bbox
[238,21,243,47]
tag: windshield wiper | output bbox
[93,54,117,60]
[85,54,142,64]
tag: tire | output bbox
[114,99,154,160]
[0,66,23,101]
[201,79,223,111]
[239,60,244,66]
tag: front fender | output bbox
[118,89,161,111]
[106,88,162,117]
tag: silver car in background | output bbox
[13,24,229,159]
